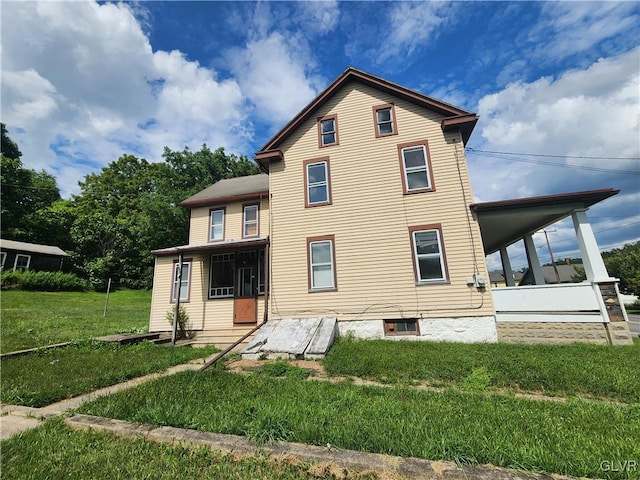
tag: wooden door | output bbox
[234,266,257,324]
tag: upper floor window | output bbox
[171,260,191,302]
[409,225,448,284]
[304,158,331,208]
[209,208,225,241]
[14,254,30,272]
[398,140,435,194]
[318,114,339,147]
[243,204,259,238]
[373,103,397,137]
[307,235,337,291]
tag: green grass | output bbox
[0,290,151,353]
[79,369,640,480]
[322,339,640,403]
[1,341,216,407]
[1,418,377,480]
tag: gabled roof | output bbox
[0,239,68,256]
[254,67,479,171]
[180,174,269,208]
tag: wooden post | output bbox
[172,254,183,345]
[103,278,112,318]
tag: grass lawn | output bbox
[79,368,640,480]
[1,341,216,407]
[0,290,151,353]
[323,339,640,403]
[1,418,377,480]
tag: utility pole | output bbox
[543,230,561,284]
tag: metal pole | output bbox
[103,278,112,317]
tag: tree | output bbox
[1,127,61,241]
[603,242,640,296]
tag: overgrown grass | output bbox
[0,290,151,353]
[1,418,377,480]
[1,341,216,407]
[79,369,640,479]
[256,360,311,379]
[323,339,640,403]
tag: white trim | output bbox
[412,229,446,282]
[243,205,259,237]
[376,107,394,135]
[309,240,334,289]
[14,254,31,272]
[0,251,6,270]
[402,145,430,192]
[209,209,224,241]
[306,161,329,205]
[496,314,605,323]
[320,118,336,146]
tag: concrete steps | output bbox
[190,327,257,351]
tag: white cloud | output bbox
[1,1,248,198]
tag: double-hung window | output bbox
[209,208,225,241]
[410,225,448,283]
[318,114,338,147]
[398,140,434,194]
[14,254,31,272]
[307,235,336,291]
[243,204,259,237]
[171,260,191,302]
[209,253,234,298]
[373,104,397,137]
[304,158,331,207]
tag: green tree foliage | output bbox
[1,127,61,241]
[71,146,259,290]
[602,242,640,296]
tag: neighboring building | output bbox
[489,264,582,287]
[0,239,69,272]
[149,68,632,348]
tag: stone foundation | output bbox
[496,322,609,344]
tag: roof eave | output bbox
[441,114,479,145]
[179,191,269,208]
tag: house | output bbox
[149,67,632,349]
[0,239,69,272]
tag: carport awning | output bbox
[152,237,269,256]
[470,188,619,255]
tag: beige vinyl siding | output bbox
[188,197,269,244]
[149,253,267,332]
[269,81,494,321]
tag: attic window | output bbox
[318,114,339,147]
[373,104,397,137]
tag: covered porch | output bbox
[472,189,633,345]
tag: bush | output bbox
[165,306,192,340]
[1,270,90,292]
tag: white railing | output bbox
[492,283,605,323]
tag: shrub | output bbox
[165,306,192,340]
[1,270,90,292]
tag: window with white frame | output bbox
[14,254,31,272]
[243,205,259,237]
[308,236,336,290]
[401,143,432,193]
[305,160,330,206]
[209,209,225,241]
[411,227,447,283]
[373,104,397,137]
[171,261,191,302]
[209,253,234,298]
[318,115,338,147]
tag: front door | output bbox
[234,263,257,324]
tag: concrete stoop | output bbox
[242,317,337,360]
[65,414,580,480]
[605,322,634,345]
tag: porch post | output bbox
[523,234,545,285]
[499,246,516,287]
[571,209,612,282]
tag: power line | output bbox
[466,148,640,161]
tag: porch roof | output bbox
[470,188,619,255]
[152,237,269,256]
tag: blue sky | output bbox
[2,1,639,270]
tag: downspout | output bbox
[172,253,183,345]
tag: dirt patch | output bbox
[225,359,328,378]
